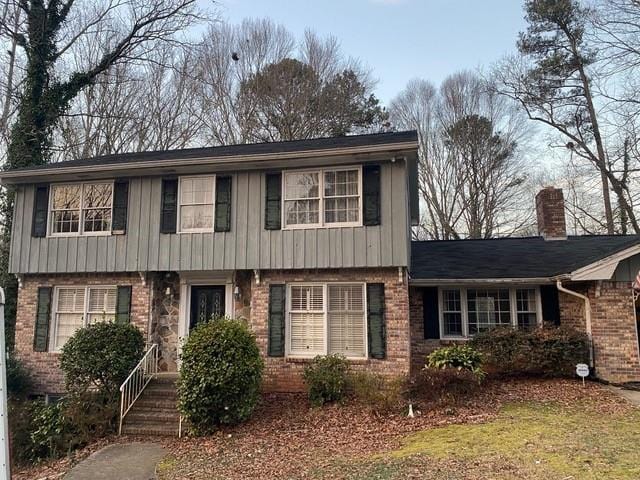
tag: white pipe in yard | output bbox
[556,280,594,368]
[0,287,10,480]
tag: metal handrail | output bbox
[119,343,159,435]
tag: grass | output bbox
[319,401,640,479]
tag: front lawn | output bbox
[156,379,638,480]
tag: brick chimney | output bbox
[536,187,567,240]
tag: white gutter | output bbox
[556,280,594,367]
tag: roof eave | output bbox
[408,276,563,286]
[569,243,640,281]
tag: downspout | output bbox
[556,280,594,367]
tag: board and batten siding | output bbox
[10,162,409,274]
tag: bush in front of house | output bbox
[302,354,350,406]
[470,325,589,377]
[347,371,405,415]
[406,367,482,408]
[177,317,264,434]
[426,344,484,376]
[7,353,32,399]
[59,322,145,399]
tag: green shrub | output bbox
[347,372,405,415]
[64,391,119,441]
[177,318,264,434]
[470,325,589,377]
[302,354,350,406]
[59,322,145,399]
[6,353,32,399]
[9,399,78,465]
[406,367,481,408]
[426,344,484,375]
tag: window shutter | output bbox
[540,285,561,326]
[160,178,178,234]
[32,184,50,238]
[423,287,440,339]
[366,283,386,359]
[34,287,52,352]
[112,180,129,233]
[115,286,132,324]
[363,165,381,226]
[214,176,232,232]
[268,284,286,357]
[264,173,282,230]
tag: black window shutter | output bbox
[367,283,386,359]
[264,172,282,230]
[160,178,178,234]
[423,287,440,339]
[540,285,561,326]
[115,286,132,324]
[112,180,129,233]
[214,176,232,232]
[34,287,52,352]
[363,165,381,226]
[32,185,50,238]
[268,284,286,357]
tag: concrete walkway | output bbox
[65,442,165,480]
[606,385,640,406]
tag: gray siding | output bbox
[613,254,640,282]
[10,162,409,273]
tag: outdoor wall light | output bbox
[234,286,241,301]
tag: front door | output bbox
[189,285,226,330]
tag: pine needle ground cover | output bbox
[155,379,638,480]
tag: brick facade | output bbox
[249,268,410,392]
[15,273,152,394]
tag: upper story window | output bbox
[439,286,541,338]
[283,167,361,229]
[179,176,215,232]
[50,182,113,236]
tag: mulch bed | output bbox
[12,378,632,480]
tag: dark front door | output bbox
[190,286,225,330]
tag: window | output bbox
[179,176,215,232]
[283,167,361,228]
[50,182,113,235]
[287,283,366,358]
[52,286,117,351]
[439,286,541,338]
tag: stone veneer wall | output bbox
[567,281,640,383]
[149,272,180,372]
[250,268,410,392]
[15,273,151,394]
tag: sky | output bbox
[219,0,528,105]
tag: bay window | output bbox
[439,286,541,338]
[51,285,117,351]
[50,182,113,235]
[283,167,361,228]
[287,283,366,358]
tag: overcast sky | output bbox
[220,0,528,104]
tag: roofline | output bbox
[570,243,640,281]
[409,277,564,285]
[0,140,419,184]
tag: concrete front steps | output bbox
[121,373,181,436]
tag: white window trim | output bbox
[285,282,368,360]
[438,285,543,340]
[177,175,216,234]
[282,165,363,230]
[48,181,115,237]
[49,285,117,352]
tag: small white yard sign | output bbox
[576,363,589,386]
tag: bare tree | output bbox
[390,72,534,239]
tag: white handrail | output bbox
[119,343,159,435]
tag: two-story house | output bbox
[4,131,420,395]
[4,130,640,409]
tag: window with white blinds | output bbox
[287,283,366,358]
[52,285,117,351]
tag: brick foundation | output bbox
[15,273,152,394]
[249,268,411,392]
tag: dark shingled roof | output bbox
[8,131,418,172]
[410,235,640,280]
